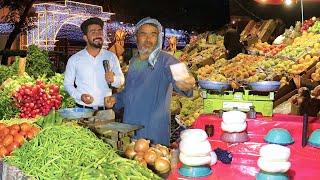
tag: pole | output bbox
[301,0,304,25]
[302,113,308,147]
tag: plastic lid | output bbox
[264,128,294,146]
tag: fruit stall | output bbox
[167,17,320,180]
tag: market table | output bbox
[168,114,320,180]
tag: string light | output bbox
[0,23,14,34]
[23,0,187,49]
[26,0,113,50]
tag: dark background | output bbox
[40,0,320,32]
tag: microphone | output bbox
[149,64,154,70]
[103,60,110,73]
[103,60,111,86]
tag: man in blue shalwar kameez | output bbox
[105,17,195,146]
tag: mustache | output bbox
[93,38,103,41]
[142,41,153,46]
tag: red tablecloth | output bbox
[168,114,320,180]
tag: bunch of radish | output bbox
[13,80,62,118]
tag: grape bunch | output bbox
[214,148,233,164]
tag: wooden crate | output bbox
[241,20,256,39]
[258,19,277,42]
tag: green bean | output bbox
[4,124,161,180]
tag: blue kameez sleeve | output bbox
[113,90,125,110]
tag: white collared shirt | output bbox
[64,48,124,107]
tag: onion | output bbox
[158,146,170,157]
[138,159,147,167]
[134,139,150,153]
[125,148,137,159]
[154,157,171,173]
[155,144,170,157]
[134,152,145,162]
[144,150,157,165]
[149,147,163,157]
[126,141,135,150]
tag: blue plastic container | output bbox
[256,171,288,180]
[178,165,212,178]
[264,128,294,146]
[308,129,320,148]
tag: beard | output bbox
[137,42,156,55]
[89,38,103,49]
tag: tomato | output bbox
[13,134,24,145]
[26,131,34,140]
[7,141,20,153]
[9,129,19,136]
[20,123,31,131]
[19,130,27,137]
[10,124,20,131]
[0,146,8,157]
[0,123,6,130]
[31,126,40,135]
[3,135,14,147]
[2,127,9,136]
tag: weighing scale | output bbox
[77,110,143,151]
[201,89,275,116]
[93,122,143,151]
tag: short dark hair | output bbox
[80,17,104,35]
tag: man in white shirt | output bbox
[64,17,124,110]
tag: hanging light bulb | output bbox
[282,0,298,6]
[284,0,293,6]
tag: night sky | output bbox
[35,0,320,31]
[106,0,230,32]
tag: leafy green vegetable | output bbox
[0,56,19,85]
[26,45,55,78]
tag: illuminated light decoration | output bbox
[26,0,114,50]
[56,23,84,41]
[284,0,293,5]
[106,21,135,44]
[105,21,187,46]
[253,0,320,5]
[0,23,14,34]
[164,28,187,47]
